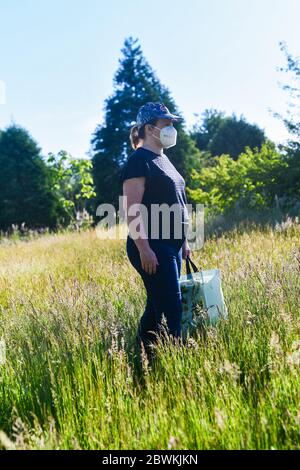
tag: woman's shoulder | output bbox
[123,147,157,169]
[123,148,147,168]
[119,148,152,186]
[127,147,142,160]
[128,146,156,161]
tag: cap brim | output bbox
[156,113,183,121]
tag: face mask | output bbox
[151,125,177,148]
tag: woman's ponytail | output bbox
[129,118,157,150]
[130,125,140,150]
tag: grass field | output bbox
[0,221,299,450]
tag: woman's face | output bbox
[145,118,173,143]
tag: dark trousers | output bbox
[126,235,184,358]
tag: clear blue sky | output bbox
[0,0,299,158]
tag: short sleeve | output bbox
[119,153,150,187]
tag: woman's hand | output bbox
[182,239,191,259]
[139,247,159,275]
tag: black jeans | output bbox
[126,235,185,357]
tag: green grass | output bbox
[0,222,299,450]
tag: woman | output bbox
[119,102,192,361]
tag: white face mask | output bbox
[151,125,177,148]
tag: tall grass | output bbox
[0,221,299,449]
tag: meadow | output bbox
[0,220,299,450]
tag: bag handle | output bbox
[185,255,200,276]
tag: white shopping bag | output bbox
[179,256,228,336]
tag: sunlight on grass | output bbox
[0,222,299,449]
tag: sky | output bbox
[0,0,300,159]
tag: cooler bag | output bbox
[179,255,228,337]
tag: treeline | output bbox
[0,38,299,234]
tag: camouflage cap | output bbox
[136,102,183,129]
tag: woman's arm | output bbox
[181,187,191,259]
[123,177,159,275]
[182,239,191,259]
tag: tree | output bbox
[269,41,300,200]
[0,124,64,231]
[186,141,287,213]
[190,109,225,152]
[90,36,201,212]
[190,109,266,160]
[46,150,96,222]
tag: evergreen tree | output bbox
[90,36,201,212]
[191,109,266,160]
[0,124,65,231]
[190,109,225,152]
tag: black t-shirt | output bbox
[119,147,189,246]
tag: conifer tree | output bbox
[90,36,201,212]
[0,124,64,231]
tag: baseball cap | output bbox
[136,102,183,129]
